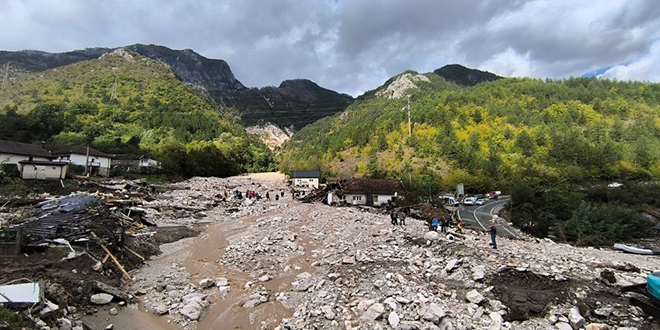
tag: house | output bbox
[52,146,112,177]
[339,178,405,206]
[0,140,55,165]
[112,154,161,173]
[18,160,68,180]
[291,170,320,189]
[0,140,68,180]
[111,154,141,172]
[139,157,161,170]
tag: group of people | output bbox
[428,211,462,234]
[389,210,406,225]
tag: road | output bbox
[457,196,522,239]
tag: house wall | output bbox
[373,194,396,206]
[293,178,319,189]
[20,164,67,180]
[60,154,111,177]
[0,153,51,165]
[346,193,367,205]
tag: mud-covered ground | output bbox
[119,174,658,330]
[2,173,658,330]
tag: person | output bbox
[266,191,270,200]
[432,218,439,232]
[427,217,433,231]
[456,218,464,233]
[489,217,498,249]
[390,210,398,226]
[441,216,449,233]
[275,194,279,201]
[398,212,405,226]
[280,190,284,197]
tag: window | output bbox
[352,196,362,201]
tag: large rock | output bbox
[556,322,573,330]
[388,311,401,329]
[90,293,114,305]
[321,305,336,320]
[585,324,610,330]
[360,303,384,323]
[424,231,439,242]
[569,306,585,329]
[180,300,202,320]
[420,302,446,324]
[199,278,215,289]
[466,290,485,304]
[472,265,486,281]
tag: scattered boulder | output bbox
[466,290,485,304]
[90,293,114,305]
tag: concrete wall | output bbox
[0,153,51,165]
[346,193,367,205]
[344,193,395,206]
[20,164,67,180]
[373,194,396,206]
[293,178,319,189]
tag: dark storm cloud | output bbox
[1,0,658,96]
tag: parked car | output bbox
[440,196,460,206]
[475,198,485,205]
[463,197,476,206]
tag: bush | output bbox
[559,202,653,246]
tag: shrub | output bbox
[559,202,653,246]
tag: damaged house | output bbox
[336,178,405,207]
[0,139,68,180]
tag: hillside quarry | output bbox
[66,175,660,330]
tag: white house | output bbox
[19,160,68,180]
[291,170,320,189]
[340,178,405,207]
[0,140,55,165]
[52,146,112,177]
[0,140,68,180]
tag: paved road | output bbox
[457,197,522,239]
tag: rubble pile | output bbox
[2,174,658,330]
[125,175,657,330]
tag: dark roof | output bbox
[111,154,144,160]
[0,140,54,159]
[291,170,320,178]
[19,160,69,166]
[52,146,111,158]
[343,179,405,195]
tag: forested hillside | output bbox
[0,49,274,177]
[280,69,660,244]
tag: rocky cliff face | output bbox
[0,44,352,131]
[246,122,295,150]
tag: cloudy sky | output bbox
[1,0,659,96]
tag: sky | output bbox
[1,0,659,96]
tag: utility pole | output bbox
[84,145,90,176]
[407,95,412,138]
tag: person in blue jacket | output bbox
[432,218,439,232]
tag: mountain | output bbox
[433,64,502,86]
[214,79,353,130]
[0,48,274,177]
[0,44,353,131]
[280,68,660,185]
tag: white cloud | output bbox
[1,0,659,96]
[600,40,660,81]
